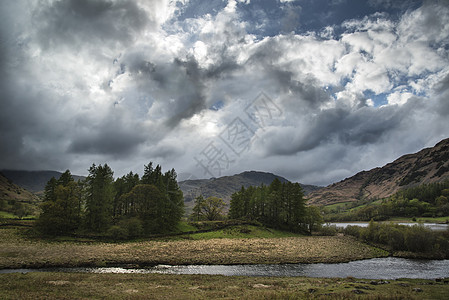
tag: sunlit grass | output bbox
[188,225,300,239]
[0,211,17,219]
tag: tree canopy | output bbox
[37,162,184,237]
[229,179,321,233]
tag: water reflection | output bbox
[329,222,449,231]
[146,258,449,279]
[2,258,449,279]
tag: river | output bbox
[329,222,449,231]
[1,258,448,279]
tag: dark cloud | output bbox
[33,0,149,49]
[260,101,411,157]
[0,0,448,186]
[68,110,147,157]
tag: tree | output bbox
[163,168,184,226]
[193,196,226,221]
[113,171,140,217]
[37,171,81,235]
[85,164,115,232]
[191,195,205,221]
[229,187,245,220]
[121,184,182,233]
[228,180,307,232]
[303,206,323,234]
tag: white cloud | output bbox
[1,0,449,186]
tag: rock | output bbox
[352,289,366,294]
[252,284,271,289]
[355,285,374,290]
[413,288,423,292]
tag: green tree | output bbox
[191,195,205,221]
[122,184,180,233]
[162,168,184,226]
[37,171,81,235]
[229,187,245,220]
[85,164,115,232]
[113,171,140,217]
[194,196,226,221]
[303,206,323,234]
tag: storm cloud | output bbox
[0,0,449,186]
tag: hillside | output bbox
[1,170,86,193]
[180,171,321,205]
[308,138,449,205]
[0,172,41,217]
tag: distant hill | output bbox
[307,138,449,206]
[1,170,86,193]
[179,171,322,207]
[0,172,41,217]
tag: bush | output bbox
[344,225,362,238]
[342,221,449,256]
[107,225,128,240]
[120,217,143,238]
[404,225,434,252]
[318,224,338,236]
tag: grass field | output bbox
[1,272,448,299]
[1,222,448,299]
[0,224,387,269]
[0,211,16,219]
[389,216,449,223]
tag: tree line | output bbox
[37,162,184,238]
[324,180,449,222]
[190,179,323,234]
[38,164,324,238]
[343,220,449,258]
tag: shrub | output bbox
[120,217,143,238]
[344,225,362,238]
[318,224,338,236]
[107,225,128,240]
[404,225,434,252]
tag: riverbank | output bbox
[1,272,448,299]
[0,227,387,269]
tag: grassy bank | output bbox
[388,216,449,223]
[1,272,448,299]
[0,225,387,269]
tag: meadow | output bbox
[1,272,448,299]
[0,223,387,269]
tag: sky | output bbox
[1,0,449,186]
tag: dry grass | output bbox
[1,272,449,299]
[0,228,387,269]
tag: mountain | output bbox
[1,170,86,193]
[307,138,449,206]
[0,172,41,217]
[179,171,321,206]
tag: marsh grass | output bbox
[1,272,448,299]
[0,226,388,269]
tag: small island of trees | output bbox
[37,162,184,239]
[37,162,324,239]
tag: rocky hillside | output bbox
[1,170,86,193]
[307,138,449,205]
[180,171,321,205]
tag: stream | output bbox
[328,222,449,231]
[1,258,449,279]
